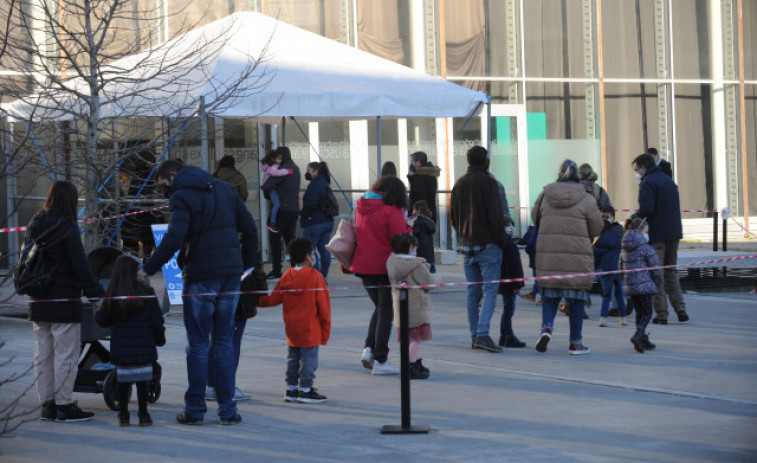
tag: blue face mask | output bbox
[410,250,417,257]
[642,232,649,242]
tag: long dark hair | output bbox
[307,161,331,184]
[103,255,155,316]
[381,161,397,177]
[371,175,407,209]
[41,180,79,223]
[260,149,278,166]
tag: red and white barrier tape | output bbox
[0,205,169,233]
[728,215,756,239]
[8,253,757,305]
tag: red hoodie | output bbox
[349,194,410,275]
[258,266,331,348]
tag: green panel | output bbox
[527,113,547,140]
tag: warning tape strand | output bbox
[8,253,757,305]
[0,205,169,233]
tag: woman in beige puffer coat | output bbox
[531,159,604,355]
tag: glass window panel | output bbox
[602,0,660,79]
[674,83,713,212]
[267,0,348,42]
[603,82,661,216]
[524,0,591,78]
[357,0,409,65]
[671,0,711,79]
[744,1,757,81]
[222,120,259,220]
[368,119,400,182]
[526,82,590,140]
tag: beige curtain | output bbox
[444,0,485,91]
[357,0,404,64]
[267,0,345,41]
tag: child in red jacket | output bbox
[258,237,331,403]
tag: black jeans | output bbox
[117,380,148,415]
[360,274,393,364]
[269,210,299,274]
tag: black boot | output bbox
[409,360,429,380]
[640,333,656,350]
[630,331,645,353]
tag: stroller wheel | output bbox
[103,370,131,411]
[147,363,162,403]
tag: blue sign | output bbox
[151,224,183,305]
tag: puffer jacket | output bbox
[408,164,440,221]
[214,166,248,201]
[350,192,410,275]
[26,211,102,323]
[531,181,604,290]
[620,229,662,295]
[386,253,437,329]
[96,298,166,365]
[594,222,624,271]
[300,174,333,229]
[142,165,258,284]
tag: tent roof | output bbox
[2,12,488,122]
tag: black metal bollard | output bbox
[722,215,728,252]
[713,211,719,252]
[381,282,430,434]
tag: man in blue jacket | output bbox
[264,146,300,279]
[632,153,689,324]
[138,159,258,425]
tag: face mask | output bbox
[505,225,516,236]
[605,218,613,224]
[635,172,642,181]
[410,250,417,257]
[304,172,312,181]
[642,232,649,242]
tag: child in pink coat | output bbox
[260,151,292,233]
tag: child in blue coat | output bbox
[594,206,626,327]
[620,218,662,353]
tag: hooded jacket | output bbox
[636,165,683,243]
[620,229,662,295]
[450,164,506,250]
[142,165,258,284]
[26,211,102,323]
[214,166,248,201]
[300,174,334,228]
[258,266,331,347]
[350,193,410,275]
[594,222,624,271]
[386,253,437,328]
[263,149,301,213]
[412,214,436,265]
[408,164,441,221]
[531,181,604,291]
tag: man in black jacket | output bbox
[632,153,689,324]
[264,146,301,279]
[139,159,258,425]
[451,146,506,353]
[407,151,440,221]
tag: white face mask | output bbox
[410,250,417,257]
[642,232,649,242]
[605,218,613,224]
[505,225,516,236]
[635,172,643,181]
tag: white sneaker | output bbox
[205,387,217,401]
[361,347,374,369]
[234,387,251,401]
[372,360,399,375]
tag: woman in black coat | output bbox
[27,181,102,423]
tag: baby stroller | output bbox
[74,247,162,411]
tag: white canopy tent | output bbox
[2,11,489,123]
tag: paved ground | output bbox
[1,256,757,462]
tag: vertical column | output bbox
[397,119,409,180]
[708,0,729,211]
[424,0,438,74]
[214,117,225,164]
[582,0,596,139]
[721,0,740,215]
[505,0,520,103]
[653,0,671,159]
[339,0,351,45]
[4,119,19,260]
[437,117,454,249]
[349,120,369,205]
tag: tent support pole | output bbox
[377,116,382,180]
[486,99,492,154]
[200,96,209,171]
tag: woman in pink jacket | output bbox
[350,176,411,375]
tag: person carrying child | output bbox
[409,200,436,274]
[386,233,436,379]
[258,237,331,403]
[260,150,293,234]
[620,217,662,353]
[96,255,165,426]
[497,216,527,348]
[595,205,627,327]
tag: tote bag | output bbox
[326,218,356,268]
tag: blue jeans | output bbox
[270,190,281,224]
[208,318,246,390]
[182,277,240,419]
[303,221,334,279]
[542,296,585,343]
[286,346,319,389]
[499,292,517,337]
[599,274,626,317]
[463,244,503,338]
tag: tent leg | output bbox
[377,116,382,181]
